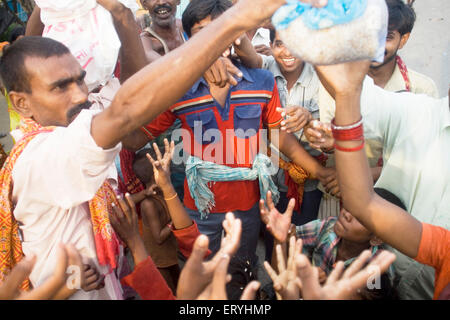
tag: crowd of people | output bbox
[0,0,448,301]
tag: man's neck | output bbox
[151,21,180,39]
[368,56,397,89]
[207,80,231,108]
[337,238,371,262]
[281,62,305,92]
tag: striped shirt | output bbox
[142,62,282,213]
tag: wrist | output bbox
[160,184,176,196]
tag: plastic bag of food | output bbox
[36,0,139,91]
[272,0,388,65]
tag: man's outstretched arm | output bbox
[91,0,287,150]
[315,61,422,259]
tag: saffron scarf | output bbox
[0,118,120,290]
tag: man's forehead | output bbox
[25,54,83,88]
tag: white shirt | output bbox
[12,109,123,300]
[359,77,450,229]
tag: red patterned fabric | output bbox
[0,118,120,290]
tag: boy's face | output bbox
[271,32,303,74]
[334,208,373,244]
[370,29,410,69]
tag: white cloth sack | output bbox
[273,0,388,65]
[36,0,139,91]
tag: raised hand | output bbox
[254,44,272,56]
[316,167,340,197]
[296,249,396,300]
[204,58,243,88]
[259,191,294,243]
[278,106,312,134]
[177,212,242,300]
[264,236,303,300]
[0,244,86,300]
[146,139,175,191]
[110,194,148,265]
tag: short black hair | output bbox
[132,148,158,186]
[0,36,70,93]
[182,0,232,38]
[374,187,407,211]
[9,25,25,43]
[386,0,416,35]
[269,28,276,43]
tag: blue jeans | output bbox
[186,202,261,260]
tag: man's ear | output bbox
[398,32,411,50]
[8,91,33,118]
[369,236,383,247]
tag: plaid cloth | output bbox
[296,217,383,275]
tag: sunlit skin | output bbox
[271,32,304,91]
[369,29,410,88]
[142,0,180,28]
[334,208,382,265]
[9,53,89,127]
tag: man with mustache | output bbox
[0,0,289,299]
[140,0,186,62]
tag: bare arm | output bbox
[25,6,44,36]
[90,0,286,149]
[140,33,164,64]
[315,61,422,258]
[233,35,263,69]
[102,2,147,84]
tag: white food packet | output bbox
[272,0,389,65]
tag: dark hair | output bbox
[374,187,407,211]
[0,36,70,93]
[359,272,399,300]
[182,0,232,38]
[132,148,158,186]
[269,28,276,43]
[9,25,25,43]
[386,0,416,35]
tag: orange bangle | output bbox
[164,193,178,201]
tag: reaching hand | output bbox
[204,57,243,88]
[278,106,312,134]
[304,120,334,151]
[296,249,396,300]
[110,193,148,265]
[81,264,105,292]
[316,167,340,197]
[254,44,272,56]
[146,139,175,191]
[110,194,140,247]
[259,191,295,243]
[177,212,242,300]
[0,244,85,300]
[233,0,327,30]
[264,236,303,300]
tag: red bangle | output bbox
[334,140,365,152]
[331,117,364,142]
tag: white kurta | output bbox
[12,109,122,300]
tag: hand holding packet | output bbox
[35,0,139,91]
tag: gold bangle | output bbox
[164,193,178,201]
